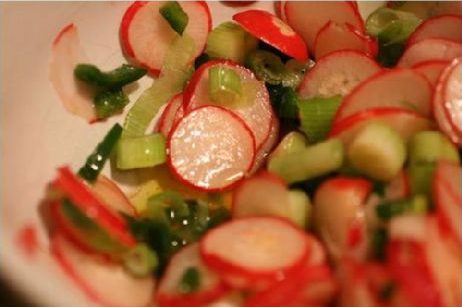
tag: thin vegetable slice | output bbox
[412,60,449,86]
[159,1,189,35]
[157,93,184,137]
[397,38,462,68]
[116,134,166,170]
[407,14,462,46]
[208,66,242,105]
[74,64,146,89]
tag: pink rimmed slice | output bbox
[313,21,378,59]
[412,60,450,86]
[91,175,135,216]
[156,243,230,307]
[330,107,434,145]
[167,105,256,192]
[398,38,462,68]
[407,14,462,46]
[49,24,97,122]
[334,69,433,122]
[298,50,381,99]
[200,217,309,291]
[284,1,364,50]
[442,58,462,134]
[51,233,154,307]
[232,10,308,61]
[183,60,272,151]
[232,171,290,219]
[158,93,184,137]
[249,115,279,174]
[433,161,462,244]
[53,167,136,247]
[120,1,211,75]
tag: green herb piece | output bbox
[160,1,189,35]
[209,66,242,105]
[94,89,129,119]
[74,64,146,89]
[123,243,159,278]
[246,50,287,85]
[178,267,201,294]
[116,134,166,170]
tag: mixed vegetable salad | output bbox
[46,1,461,307]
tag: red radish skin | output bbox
[398,38,462,68]
[49,23,97,122]
[156,243,230,307]
[51,233,154,307]
[334,69,433,121]
[120,1,211,75]
[232,10,308,61]
[442,57,462,134]
[168,105,256,192]
[232,171,290,219]
[91,175,135,216]
[183,60,273,150]
[249,115,279,174]
[330,107,434,144]
[284,1,364,50]
[200,217,310,291]
[15,225,39,258]
[407,14,462,46]
[412,60,449,86]
[274,1,285,20]
[313,21,378,59]
[53,167,136,247]
[157,93,184,137]
[298,50,381,99]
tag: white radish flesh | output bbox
[91,175,135,216]
[249,116,279,174]
[412,60,449,86]
[158,94,184,137]
[298,50,381,99]
[49,24,96,122]
[442,58,462,133]
[398,38,462,68]
[168,106,256,192]
[407,14,462,46]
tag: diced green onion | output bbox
[267,85,299,119]
[268,138,344,184]
[178,267,201,294]
[287,190,312,228]
[376,194,429,221]
[366,8,421,40]
[78,123,122,183]
[282,59,313,88]
[409,163,435,197]
[206,22,258,64]
[94,89,129,119]
[270,131,306,160]
[298,95,342,144]
[159,1,189,35]
[209,66,242,105]
[116,134,166,170]
[409,131,460,165]
[146,191,189,221]
[74,64,147,89]
[246,50,287,85]
[123,243,159,278]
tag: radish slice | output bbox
[232,171,290,219]
[168,105,256,192]
[274,1,286,20]
[158,93,184,137]
[330,107,434,144]
[389,215,428,242]
[284,1,364,50]
[249,116,279,174]
[51,233,154,307]
[412,60,449,86]
[120,1,211,74]
[313,21,377,59]
[385,170,410,201]
[442,58,462,134]
[232,10,308,61]
[433,161,462,244]
[398,38,462,68]
[183,60,272,150]
[298,50,381,99]
[156,243,229,307]
[200,217,309,290]
[407,14,462,46]
[334,69,433,121]
[91,175,135,216]
[49,24,97,122]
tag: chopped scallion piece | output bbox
[123,243,159,278]
[74,64,147,89]
[116,134,166,170]
[246,49,286,85]
[160,1,189,35]
[94,89,129,119]
[209,66,242,105]
[178,267,201,294]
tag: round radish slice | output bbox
[200,217,309,290]
[284,1,364,50]
[334,69,433,121]
[330,107,434,144]
[158,93,184,137]
[232,10,308,61]
[168,105,256,192]
[232,171,290,219]
[91,175,135,216]
[51,233,154,307]
[398,38,462,68]
[442,58,462,134]
[120,1,211,74]
[412,60,449,86]
[407,14,462,46]
[298,50,381,99]
[157,243,229,307]
[313,21,377,59]
[49,24,97,122]
[183,60,272,150]
[249,116,279,174]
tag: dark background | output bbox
[0,280,36,307]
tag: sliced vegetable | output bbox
[407,14,462,46]
[287,189,312,229]
[298,95,342,144]
[408,131,460,165]
[233,10,308,61]
[245,50,287,85]
[93,89,129,119]
[387,1,462,20]
[384,171,410,201]
[78,123,122,182]
[123,243,159,278]
[298,50,381,99]
[412,60,449,86]
[268,131,306,160]
[249,115,279,174]
[74,64,146,89]
[409,163,435,197]
[208,66,242,105]
[129,180,163,214]
[91,175,135,216]
[159,1,189,35]
[441,57,462,136]
[397,38,462,68]
[205,22,258,64]
[376,195,429,221]
[168,105,256,192]
[157,93,184,137]
[116,134,166,170]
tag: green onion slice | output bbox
[123,243,159,278]
[160,1,189,35]
[209,66,242,105]
[116,134,166,170]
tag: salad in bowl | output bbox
[2,1,461,307]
